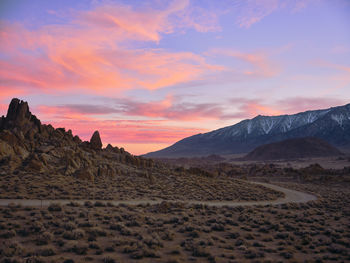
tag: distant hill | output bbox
[145,103,350,157]
[243,137,343,161]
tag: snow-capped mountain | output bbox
[145,103,350,157]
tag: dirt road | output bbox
[0,182,317,207]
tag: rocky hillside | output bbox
[145,103,350,157]
[243,137,343,161]
[0,98,155,181]
[0,98,283,201]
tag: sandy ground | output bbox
[0,181,349,262]
[0,182,316,207]
[227,155,350,169]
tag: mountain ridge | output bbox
[145,103,350,157]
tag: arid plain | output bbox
[0,99,349,262]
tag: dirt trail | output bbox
[0,182,317,207]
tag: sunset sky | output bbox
[1,0,349,155]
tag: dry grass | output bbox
[0,170,283,201]
[0,182,349,262]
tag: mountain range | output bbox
[145,103,350,157]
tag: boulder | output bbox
[105,144,114,151]
[0,140,14,158]
[0,130,19,146]
[37,145,55,153]
[13,145,29,160]
[27,154,45,172]
[90,131,102,150]
[75,168,94,181]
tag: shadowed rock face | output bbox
[1,98,41,134]
[243,137,343,161]
[0,98,155,181]
[90,131,102,150]
[6,98,30,123]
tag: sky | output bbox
[0,0,349,155]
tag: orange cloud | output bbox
[245,102,282,116]
[0,1,222,96]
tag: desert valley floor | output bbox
[0,99,350,262]
[0,169,349,262]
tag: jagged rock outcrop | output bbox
[90,130,102,150]
[0,98,159,181]
[1,98,41,136]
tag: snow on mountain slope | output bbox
[145,103,350,157]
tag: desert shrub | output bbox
[1,258,21,263]
[211,223,225,231]
[143,236,163,248]
[63,222,76,231]
[24,256,46,263]
[48,203,62,212]
[103,257,115,263]
[0,242,24,257]
[89,242,100,249]
[227,232,240,239]
[84,201,93,208]
[66,241,88,255]
[192,246,211,257]
[35,231,53,245]
[94,201,106,207]
[280,251,293,259]
[78,222,93,228]
[72,229,85,239]
[161,230,174,241]
[131,247,159,259]
[105,246,115,252]
[122,244,138,254]
[39,246,56,257]
[67,202,80,207]
[63,229,85,240]
[0,230,16,239]
[87,227,107,237]
[30,221,44,233]
[189,230,200,238]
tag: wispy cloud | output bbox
[0,0,222,96]
[276,97,347,113]
[224,96,346,119]
[207,48,279,77]
[38,95,225,121]
[233,0,313,28]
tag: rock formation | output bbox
[90,130,102,150]
[0,98,156,181]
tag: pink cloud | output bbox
[0,1,222,96]
[275,97,347,114]
[224,98,282,119]
[37,95,225,121]
[224,96,346,119]
[33,104,207,155]
[207,48,279,77]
